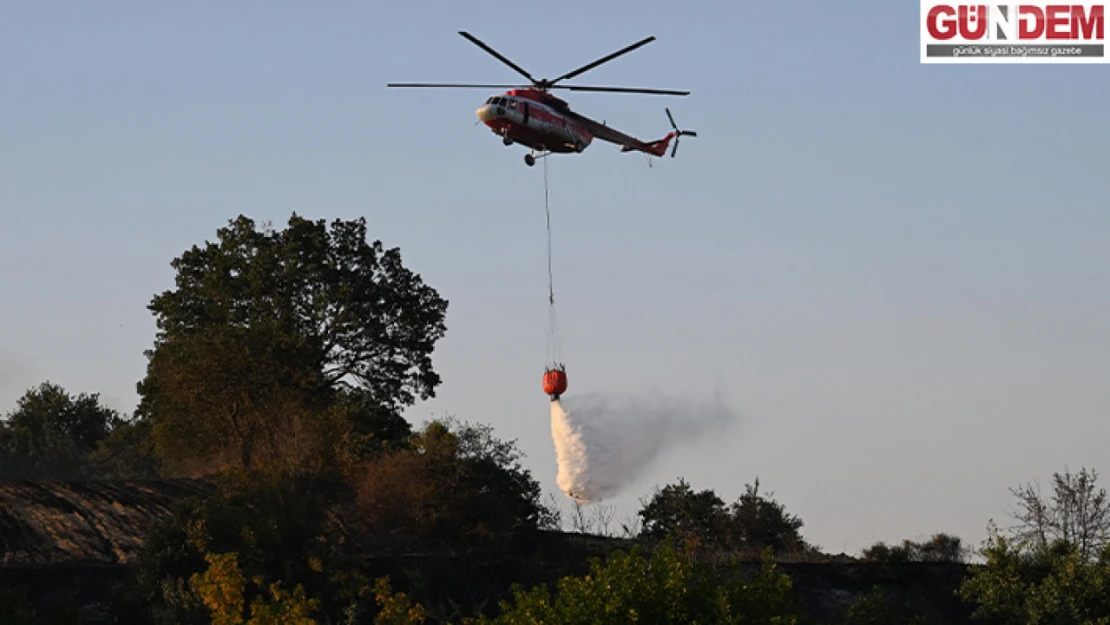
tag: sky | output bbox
[2,1,1108,555]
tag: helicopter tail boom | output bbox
[621,132,675,157]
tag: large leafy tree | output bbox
[0,381,122,479]
[136,214,448,472]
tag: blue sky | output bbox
[2,1,1108,554]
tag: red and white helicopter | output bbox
[388,32,696,167]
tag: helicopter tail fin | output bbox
[647,133,677,157]
[619,108,696,158]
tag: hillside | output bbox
[0,478,975,623]
[0,478,214,567]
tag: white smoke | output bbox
[550,391,737,502]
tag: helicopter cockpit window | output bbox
[507,99,517,108]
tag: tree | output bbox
[637,478,731,550]
[128,469,364,625]
[88,416,163,478]
[638,478,811,556]
[958,524,1110,624]
[727,479,809,554]
[0,381,122,479]
[190,552,319,625]
[136,214,448,473]
[860,541,912,564]
[355,419,553,545]
[913,532,964,563]
[861,533,964,564]
[139,322,337,473]
[1007,466,1110,560]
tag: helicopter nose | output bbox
[476,104,496,123]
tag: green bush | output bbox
[471,541,805,624]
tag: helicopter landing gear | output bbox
[525,150,550,167]
[502,133,513,146]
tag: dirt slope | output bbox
[0,479,213,567]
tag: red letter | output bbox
[1045,5,1070,39]
[960,5,989,39]
[928,5,958,40]
[1018,5,1045,38]
[1072,5,1105,39]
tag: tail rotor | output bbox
[665,107,697,157]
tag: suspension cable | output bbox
[543,153,563,368]
[544,152,554,306]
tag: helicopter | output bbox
[388,31,697,167]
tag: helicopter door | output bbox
[521,102,529,126]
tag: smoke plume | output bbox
[550,391,737,502]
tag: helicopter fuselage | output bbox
[476,89,593,154]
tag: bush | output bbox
[861,533,964,564]
[470,541,806,624]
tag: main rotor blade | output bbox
[458,31,536,83]
[387,83,527,89]
[549,36,656,84]
[551,85,690,96]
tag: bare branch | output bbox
[1006,466,1110,559]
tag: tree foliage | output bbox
[638,477,810,556]
[371,577,428,625]
[637,478,730,549]
[729,479,808,554]
[127,469,366,625]
[88,415,163,478]
[861,533,965,564]
[355,419,553,546]
[958,468,1110,622]
[136,214,447,473]
[0,381,122,478]
[128,418,550,623]
[189,552,319,625]
[472,542,805,625]
[958,525,1110,624]
[832,586,928,625]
